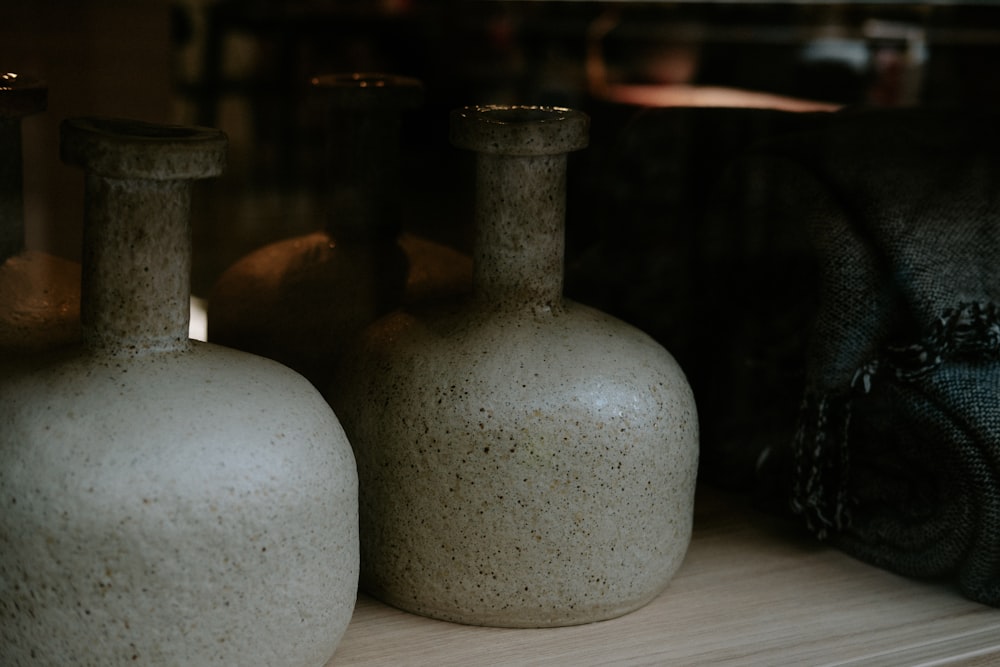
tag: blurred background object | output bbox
[5,0,1000,491]
[5,1,999,292]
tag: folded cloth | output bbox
[572,104,1000,604]
[746,107,1000,606]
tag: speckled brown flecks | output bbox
[0,117,359,665]
[328,105,698,628]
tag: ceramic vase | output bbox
[328,105,699,628]
[208,73,471,388]
[0,117,359,666]
[0,72,80,352]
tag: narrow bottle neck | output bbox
[0,117,24,262]
[81,174,191,354]
[324,108,403,242]
[473,152,566,311]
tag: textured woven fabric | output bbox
[749,108,1000,606]
[571,105,1000,604]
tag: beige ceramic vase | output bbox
[208,73,471,389]
[0,72,80,352]
[328,105,699,628]
[0,118,358,666]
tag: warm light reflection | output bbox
[189,296,208,341]
[602,84,842,112]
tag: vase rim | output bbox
[0,72,46,117]
[449,105,589,156]
[60,117,227,181]
[310,72,424,109]
[462,104,585,122]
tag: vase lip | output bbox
[0,72,47,118]
[60,117,228,181]
[449,105,589,156]
[310,72,424,109]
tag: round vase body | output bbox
[208,228,470,389]
[209,73,471,389]
[0,117,359,666]
[207,228,410,386]
[329,105,698,627]
[0,345,358,665]
[0,73,80,353]
[332,300,697,627]
[0,249,80,351]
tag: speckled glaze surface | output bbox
[0,118,359,666]
[328,106,699,628]
[0,73,81,352]
[209,73,471,389]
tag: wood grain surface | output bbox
[328,486,1000,666]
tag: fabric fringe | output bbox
[791,301,1000,539]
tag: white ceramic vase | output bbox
[328,105,699,628]
[208,73,471,389]
[0,72,80,352]
[0,117,359,666]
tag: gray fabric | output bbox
[755,108,1000,605]
[569,105,1000,605]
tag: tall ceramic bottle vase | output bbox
[0,72,80,352]
[208,72,471,389]
[328,105,699,628]
[0,117,359,666]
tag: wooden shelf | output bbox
[328,485,1000,665]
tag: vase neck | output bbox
[0,117,24,263]
[473,152,567,311]
[323,107,404,242]
[315,74,423,243]
[81,175,192,354]
[450,105,588,312]
[61,117,226,356]
[0,73,46,263]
